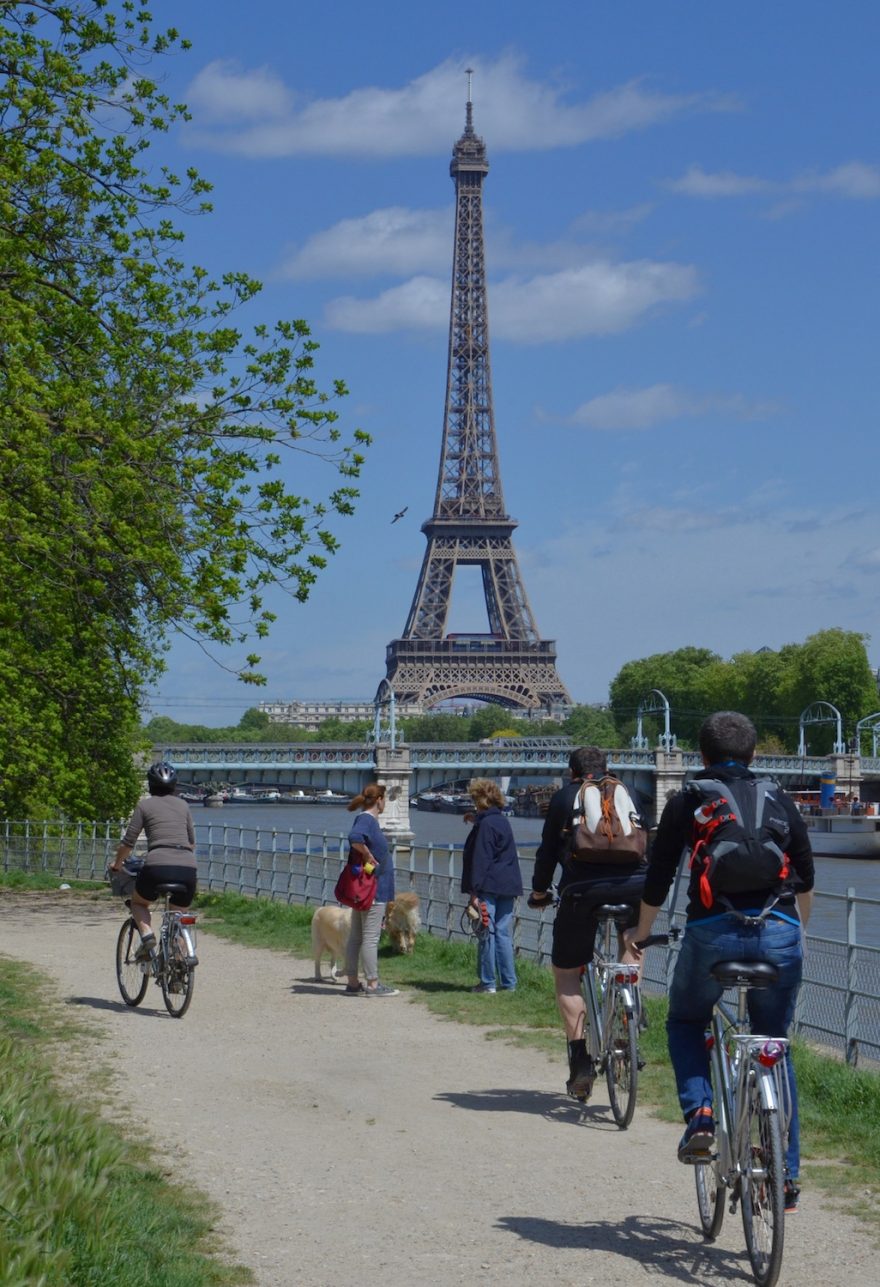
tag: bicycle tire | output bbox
[116,918,148,1007]
[740,1072,785,1287]
[160,924,195,1018]
[695,1043,726,1239]
[605,990,638,1129]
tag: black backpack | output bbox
[684,777,792,914]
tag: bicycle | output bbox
[639,930,791,1287]
[560,891,644,1129]
[116,882,198,1018]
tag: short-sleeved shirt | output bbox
[348,811,394,903]
[122,795,196,870]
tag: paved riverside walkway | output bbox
[1,893,876,1287]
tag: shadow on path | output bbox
[435,1087,623,1130]
[496,1213,748,1283]
[66,994,167,1018]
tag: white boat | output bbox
[803,813,880,859]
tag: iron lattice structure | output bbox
[382,98,571,714]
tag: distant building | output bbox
[258,698,423,731]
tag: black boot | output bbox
[566,1038,595,1099]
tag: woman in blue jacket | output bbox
[461,778,523,994]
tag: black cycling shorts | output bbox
[135,864,197,907]
[551,872,646,970]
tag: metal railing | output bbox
[2,818,878,1065]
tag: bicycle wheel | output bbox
[696,1047,726,1239]
[695,1159,725,1240]
[160,927,195,1018]
[605,989,638,1128]
[116,918,148,1007]
[740,1073,785,1287]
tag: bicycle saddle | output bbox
[154,882,190,898]
[596,903,636,923]
[710,960,779,989]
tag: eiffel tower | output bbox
[381,86,571,714]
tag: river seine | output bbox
[192,799,878,945]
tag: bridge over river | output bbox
[156,740,880,827]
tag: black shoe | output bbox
[566,1040,595,1099]
[784,1181,800,1213]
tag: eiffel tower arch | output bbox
[381,89,571,715]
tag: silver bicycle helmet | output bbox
[147,761,177,793]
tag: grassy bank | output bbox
[196,889,880,1229]
[0,955,250,1286]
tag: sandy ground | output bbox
[0,893,875,1287]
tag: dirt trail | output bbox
[0,893,874,1287]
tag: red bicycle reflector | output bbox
[178,916,196,925]
[757,1040,785,1067]
[614,969,639,985]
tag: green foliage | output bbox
[144,708,307,746]
[562,704,619,747]
[0,1,368,819]
[608,630,878,752]
[609,647,723,747]
[0,960,250,1285]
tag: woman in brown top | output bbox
[109,762,197,959]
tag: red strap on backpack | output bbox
[689,798,735,909]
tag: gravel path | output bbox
[1,893,874,1287]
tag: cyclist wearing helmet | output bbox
[109,762,197,959]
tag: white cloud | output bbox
[325,276,449,333]
[324,259,700,340]
[281,205,646,283]
[571,204,654,235]
[280,208,451,280]
[186,60,292,124]
[668,160,880,201]
[184,53,730,159]
[568,383,779,431]
[667,165,773,198]
[795,162,880,199]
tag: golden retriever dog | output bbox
[385,890,421,954]
[311,904,352,983]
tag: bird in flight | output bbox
[391,506,408,524]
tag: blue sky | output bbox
[144,0,879,723]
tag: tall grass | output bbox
[0,959,250,1286]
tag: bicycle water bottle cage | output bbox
[709,960,779,990]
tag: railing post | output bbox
[845,885,859,1066]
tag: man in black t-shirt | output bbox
[528,746,647,1099]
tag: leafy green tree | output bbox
[609,647,723,747]
[607,631,877,754]
[562,705,619,748]
[399,713,472,743]
[0,2,368,818]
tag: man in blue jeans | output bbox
[624,711,814,1213]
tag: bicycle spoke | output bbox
[605,991,638,1129]
[116,918,148,1007]
[160,922,195,1017]
[740,1073,785,1286]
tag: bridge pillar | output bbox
[829,751,863,800]
[653,747,686,819]
[373,743,414,853]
